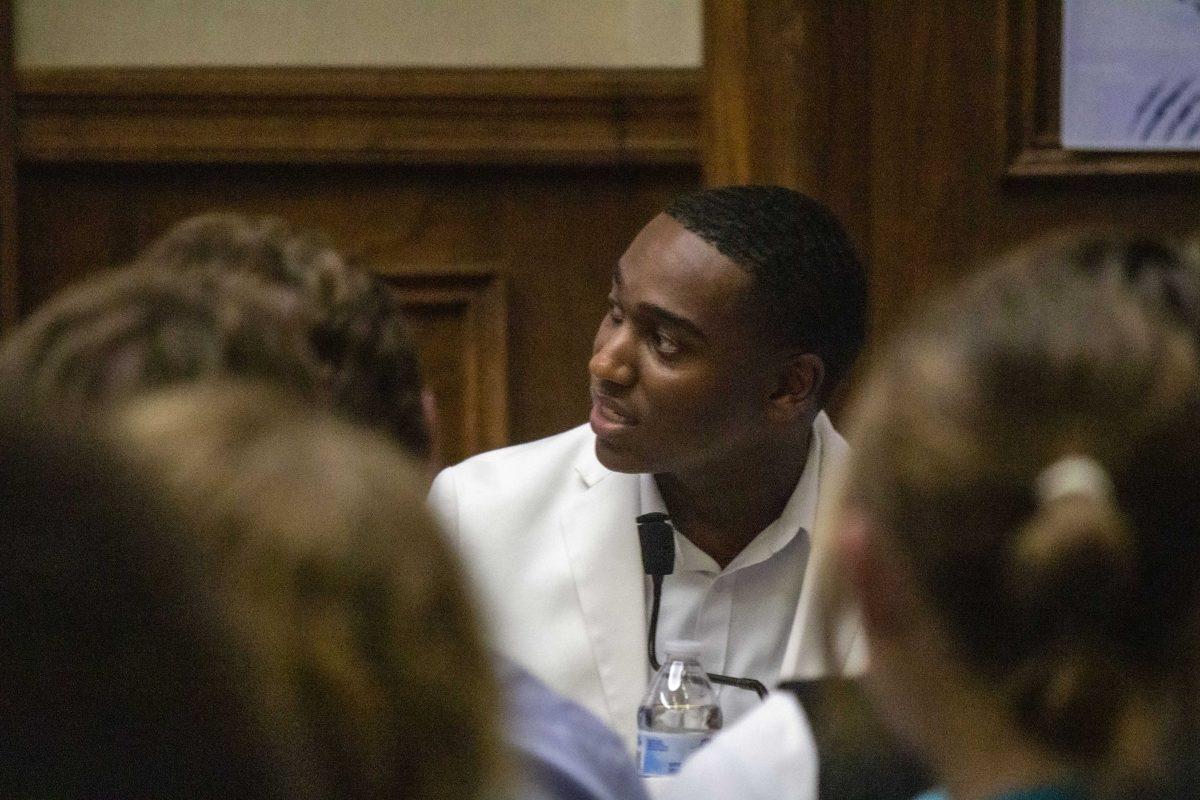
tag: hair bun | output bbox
[1014,492,1135,619]
[1007,464,1139,761]
[1035,456,1115,508]
[1019,455,1132,590]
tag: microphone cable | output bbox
[637,512,769,700]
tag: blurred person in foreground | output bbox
[662,233,1200,800]
[135,211,434,464]
[0,395,317,798]
[109,382,505,799]
[837,237,1200,799]
[132,211,651,800]
[0,212,649,800]
[0,263,494,797]
[0,213,430,459]
[0,265,323,412]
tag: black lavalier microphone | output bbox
[636,512,769,700]
[637,512,673,674]
[637,512,674,577]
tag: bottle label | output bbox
[636,730,712,777]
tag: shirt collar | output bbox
[637,420,825,575]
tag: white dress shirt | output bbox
[639,426,823,727]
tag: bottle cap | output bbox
[664,639,703,660]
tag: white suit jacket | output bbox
[428,411,864,749]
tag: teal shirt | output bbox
[916,786,1085,800]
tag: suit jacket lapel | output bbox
[559,452,647,745]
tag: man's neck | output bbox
[655,425,813,569]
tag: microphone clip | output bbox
[636,512,675,577]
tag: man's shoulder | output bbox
[428,424,604,524]
[438,423,596,483]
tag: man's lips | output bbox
[590,393,638,434]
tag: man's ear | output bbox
[836,508,919,643]
[767,353,824,423]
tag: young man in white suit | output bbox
[429,186,868,749]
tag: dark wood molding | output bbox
[15,67,701,166]
[702,0,755,185]
[701,1,871,254]
[1004,0,1200,179]
[0,0,17,329]
[376,268,508,459]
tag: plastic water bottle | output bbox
[636,639,723,777]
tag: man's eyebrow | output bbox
[612,264,623,286]
[637,303,707,342]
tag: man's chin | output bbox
[593,438,651,474]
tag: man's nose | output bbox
[589,325,636,387]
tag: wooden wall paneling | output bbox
[1005,0,1200,178]
[867,2,1200,335]
[707,0,1200,376]
[16,161,701,457]
[794,5,873,253]
[0,0,16,329]
[702,0,755,185]
[1001,0,1055,176]
[16,68,701,166]
[12,67,702,460]
[375,270,507,467]
[701,1,872,270]
[865,2,1004,339]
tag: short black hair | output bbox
[665,185,868,396]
